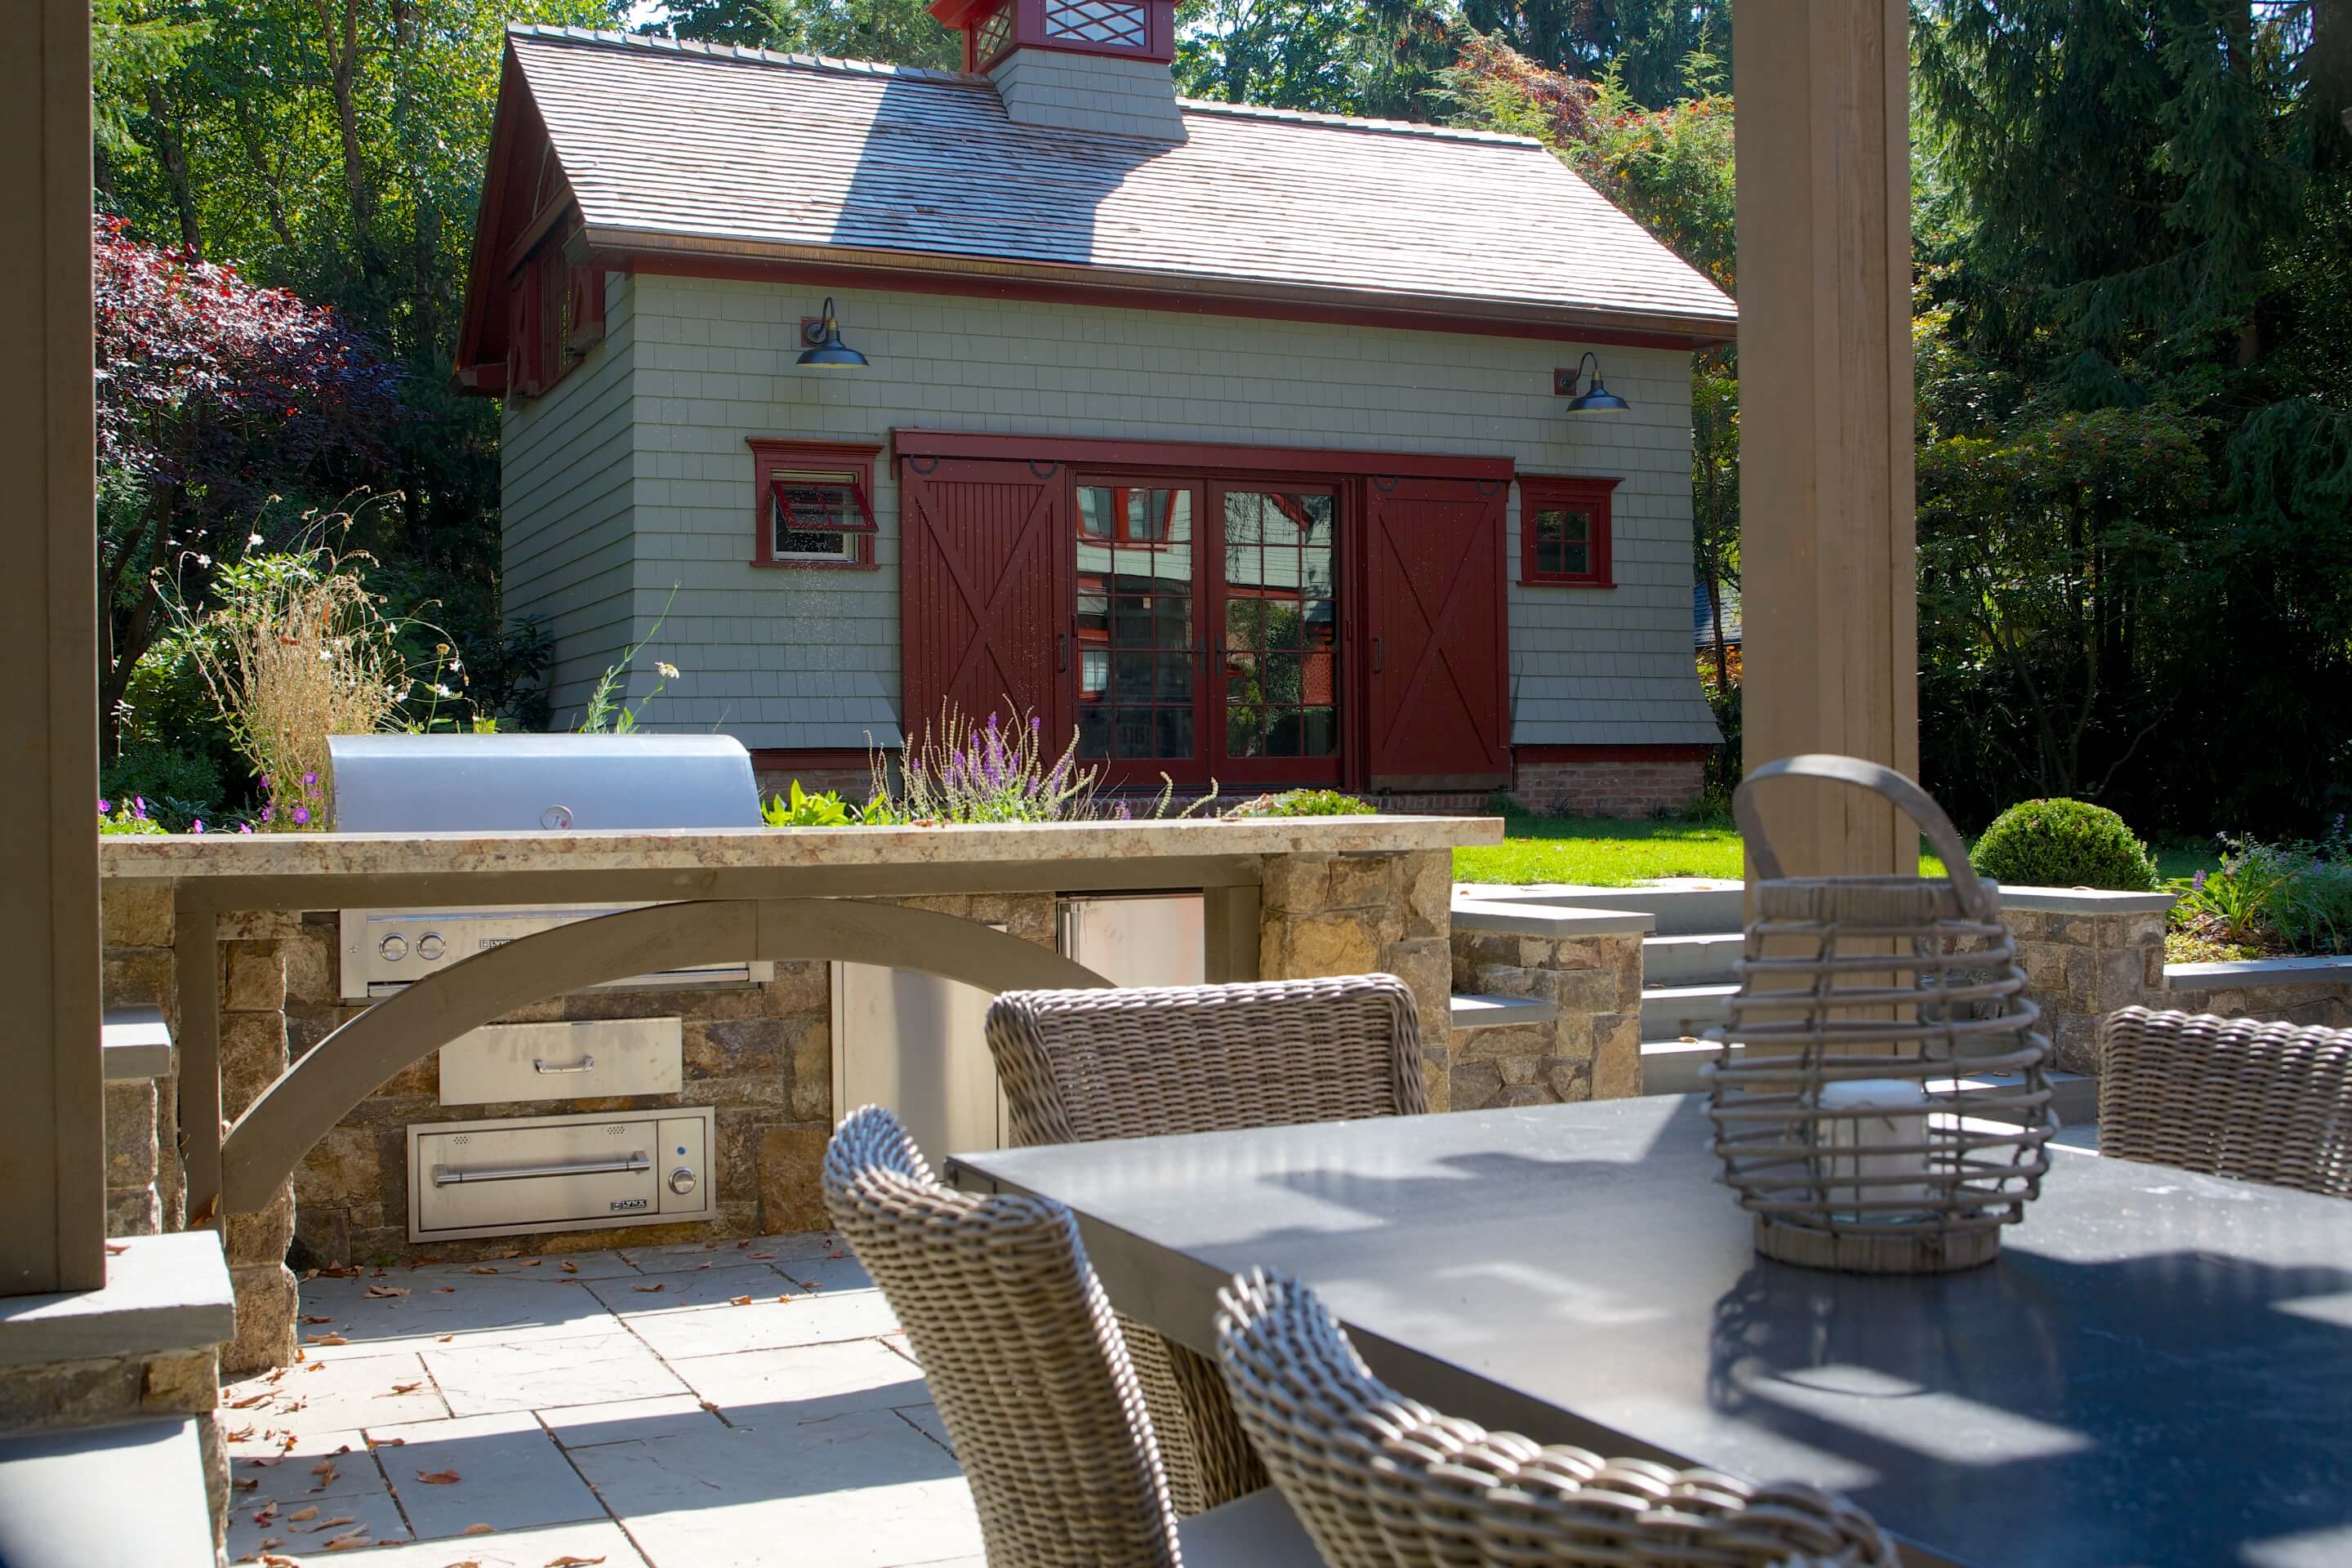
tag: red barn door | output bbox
[898,456,1070,750]
[1363,476,1510,788]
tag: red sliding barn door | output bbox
[1363,476,1510,788]
[898,456,1070,747]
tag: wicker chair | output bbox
[1214,1269,1901,1568]
[821,1106,1321,1566]
[2098,1007,2352,1197]
[984,973,1428,1517]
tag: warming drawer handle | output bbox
[432,1152,649,1187]
[532,1055,599,1076]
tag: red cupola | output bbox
[928,0,1177,75]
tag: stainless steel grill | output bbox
[330,733,773,999]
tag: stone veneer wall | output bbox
[1448,923,1644,1107]
[1998,898,2172,1076]
[1258,849,1454,1108]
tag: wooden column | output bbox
[0,0,105,1294]
[1734,0,1919,877]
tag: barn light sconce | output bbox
[1556,351,1630,413]
[797,298,870,370]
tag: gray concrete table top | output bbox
[947,1095,2352,1568]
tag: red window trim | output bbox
[749,438,884,570]
[1518,474,1620,589]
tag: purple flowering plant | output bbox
[857,701,1218,826]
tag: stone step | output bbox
[1459,881,1744,937]
[1449,993,1560,1031]
[1642,933,1744,987]
[1450,894,1654,942]
[1637,1040,2100,1126]
[1640,982,1736,1042]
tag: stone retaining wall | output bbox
[1261,849,1454,1107]
[2164,957,2352,1031]
[1448,911,1644,1110]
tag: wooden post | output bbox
[1735,0,1920,879]
[0,0,105,1294]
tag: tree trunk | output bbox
[140,82,201,255]
[316,0,376,286]
[2318,0,2352,170]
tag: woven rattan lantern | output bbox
[1704,755,2056,1273]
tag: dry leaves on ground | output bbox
[468,1266,499,1275]
[307,1332,350,1346]
[461,1522,497,1535]
[378,1381,423,1397]
[560,1261,578,1274]
[728,1295,752,1307]
[286,1506,318,1524]
[365,1283,411,1298]
[301,1314,336,1325]
[631,1283,665,1294]
[416,1468,463,1485]
[543,1555,606,1565]
[436,1286,457,1294]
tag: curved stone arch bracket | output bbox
[218,898,1110,1214]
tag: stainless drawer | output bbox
[408,1108,714,1242]
[438,1018,682,1107]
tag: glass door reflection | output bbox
[1072,482,1205,781]
[1214,488,1340,782]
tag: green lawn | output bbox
[1454,809,2217,889]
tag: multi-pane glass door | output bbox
[1213,488,1341,781]
[1073,481,1205,782]
[1071,478,1342,787]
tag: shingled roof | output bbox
[488,25,1735,343]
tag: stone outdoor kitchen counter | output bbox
[96,814,1501,1379]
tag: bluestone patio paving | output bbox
[220,1233,978,1566]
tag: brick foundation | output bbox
[1510,757,1706,818]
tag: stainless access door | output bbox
[832,894,1205,1167]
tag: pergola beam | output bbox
[1735,0,1920,876]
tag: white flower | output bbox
[247,532,263,546]
[318,649,333,661]
[655,662,681,679]
[194,553,212,567]
[432,683,455,698]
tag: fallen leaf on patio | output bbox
[302,1268,320,1281]
[631,1283,665,1293]
[233,1477,259,1492]
[307,1333,350,1346]
[559,1261,577,1274]
[728,1294,752,1306]
[496,1250,521,1259]
[370,1437,406,1448]
[292,1514,356,1533]
[264,1369,288,1385]
[372,1267,388,1277]
[312,1459,340,1488]
[826,1248,848,1259]
[322,1529,373,1550]
[439,1561,484,1568]
[378,1382,423,1396]
[468,1266,499,1275]
[461,1522,497,1535]
[364,1283,411,1298]
[416,1468,463,1484]
[695,1262,712,1270]
[260,1555,298,1567]
[523,1258,543,1267]
[286,1507,318,1524]
[187,1194,219,1227]
[226,1426,258,1442]
[229,1391,275,1409]
[438,1334,455,1342]
[542,1555,606,1565]
[698,1400,719,1414]
[747,1253,773,1260]
[436,1285,457,1294]
[776,1294,794,1303]
[734,1239,750,1249]
[302,1314,336,1324]
[106,1241,129,1255]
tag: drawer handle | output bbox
[432,1152,649,1187]
[532,1055,598,1075]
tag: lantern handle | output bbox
[1734,754,1995,917]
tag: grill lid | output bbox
[327,734,764,833]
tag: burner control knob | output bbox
[667,1166,698,1196]
[416,933,446,961]
[379,934,408,961]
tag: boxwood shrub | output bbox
[1968,798,2160,891]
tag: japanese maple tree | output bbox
[94,214,405,737]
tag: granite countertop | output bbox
[100,815,1502,882]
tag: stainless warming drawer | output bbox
[408,1107,714,1242]
[437,1018,683,1107]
